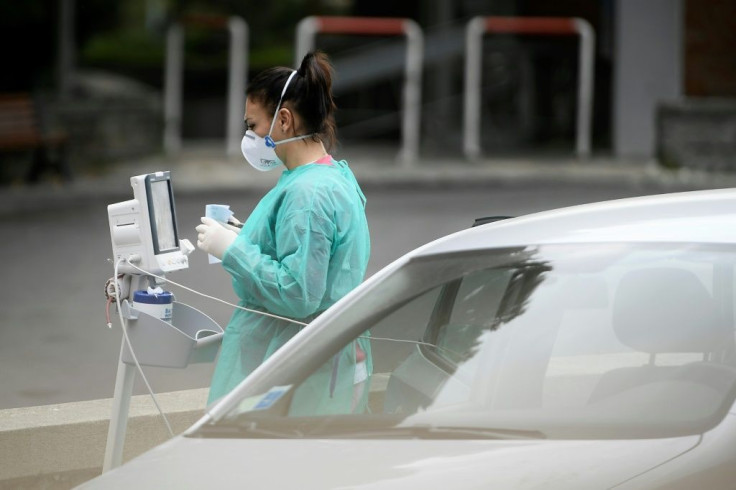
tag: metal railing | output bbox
[296,16,423,165]
[160,15,596,162]
[463,16,595,160]
[163,15,248,157]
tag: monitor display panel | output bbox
[146,175,179,254]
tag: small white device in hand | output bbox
[205,204,233,264]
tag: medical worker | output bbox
[196,51,371,414]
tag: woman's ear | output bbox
[278,108,293,133]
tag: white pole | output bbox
[102,342,136,472]
[164,23,184,155]
[227,17,248,157]
[295,17,319,67]
[399,19,423,166]
[574,17,595,158]
[102,275,148,472]
[463,17,485,160]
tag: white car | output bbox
[81,189,736,489]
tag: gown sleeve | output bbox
[221,186,335,319]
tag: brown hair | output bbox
[246,50,337,151]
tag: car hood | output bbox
[79,434,699,489]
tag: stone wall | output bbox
[657,98,736,171]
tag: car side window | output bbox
[434,269,514,365]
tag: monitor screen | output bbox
[147,176,178,254]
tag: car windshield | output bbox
[203,243,736,440]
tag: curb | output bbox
[0,376,392,489]
[1,155,735,217]
[0,389,209,489]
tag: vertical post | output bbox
[294,16,424,165]
[295,16,319,66]
[58,0,75,100]
[462,16,595,160]
[102,273,148,472]
[164,17,249,157]
[463,17,485,161]
[574,18,595,158]
[428,0,455,149]
[102,339,137,472]
[102,274,156,472]
[399,20,423,165]
[613,0,682,158]
[164,23,184,155]
[227,17,248,157]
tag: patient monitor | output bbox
[104,171,221,473]
[108,171,190,276]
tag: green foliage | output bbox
[2,0,354,92]
[249,45,294,72]
[82,31,165,68]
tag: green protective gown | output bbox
[207,158,372,414]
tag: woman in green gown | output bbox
[196,51,371,414]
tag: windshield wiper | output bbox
[196,416,546,441]
[328,424,546,440]
[193,421,305,439]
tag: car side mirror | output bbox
[472,216,514,227]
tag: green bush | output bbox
[83,30,165,68]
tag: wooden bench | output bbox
[0,93,71,182]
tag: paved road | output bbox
[0,181,689,409]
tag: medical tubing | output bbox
[121,260,463,353]
[113,262,458,399]
[362,335,464,360]
[104,275,125,328]
[105,296,113,328]
[122,259,308,326]
[113,258,175,438]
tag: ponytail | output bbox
[293,50,338,151]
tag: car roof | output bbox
[416,188,736,256]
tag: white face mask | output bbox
[241,71,313,171]
[240,130,283,171]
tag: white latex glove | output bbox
[196,217,237,260]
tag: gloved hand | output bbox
[196,217,237,260]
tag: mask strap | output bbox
[271,133,313,146]
[265,71,299,148]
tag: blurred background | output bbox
[1,0,736,412]
[1,0,734,184]
[0,4,735,484]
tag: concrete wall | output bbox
[613,0,683,158]
[0,389,208,490]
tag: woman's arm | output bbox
[222,207,335,319]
